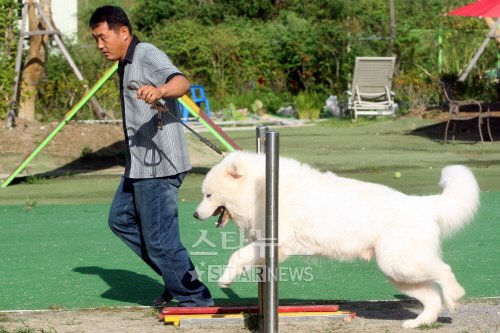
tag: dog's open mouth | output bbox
[213,206,232,228]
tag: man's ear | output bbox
[226,161,243,179]
[119,25,130,40]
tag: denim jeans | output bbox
[108,174,213,306]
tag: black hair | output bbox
[89,5,133,34]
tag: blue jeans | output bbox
[108,174,213,306]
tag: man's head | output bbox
[89,6,133,61]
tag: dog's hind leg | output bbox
[219,242,263,288]
[391,280,443,329]
[434,262,465,312]
[376,241,448,328]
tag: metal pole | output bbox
[438,26,443,73]
[256,126,268,154]
[8,1,28,128]
[459,18,500,82]
[255,126,268,332]
[263,131,279,333]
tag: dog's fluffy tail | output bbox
[434,165,480,237]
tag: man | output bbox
[89,6,213,307]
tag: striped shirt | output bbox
[118,37,191,178]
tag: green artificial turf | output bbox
[0,195,498,311]
[1,118,500,310]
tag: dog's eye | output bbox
[205,194,212,199]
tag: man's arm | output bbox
[137,75,190,104]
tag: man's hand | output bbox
[134,76,190,104]
[137,85,162,104]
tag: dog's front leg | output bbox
[219,242,263,288]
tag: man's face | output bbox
[91,21,129,61]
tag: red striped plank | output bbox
[160,304,339,316]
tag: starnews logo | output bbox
[189,229,310,257]
[189,229,245,256]
[188,263,314,283]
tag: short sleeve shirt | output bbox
[118,37,191,178]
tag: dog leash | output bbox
[127,80,224,156]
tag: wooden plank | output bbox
[160,304,340,317]
[164,311,355,327]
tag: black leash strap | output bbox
[127,80,225,156]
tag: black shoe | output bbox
[153,292,173,309]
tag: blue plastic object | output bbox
[181,84,211,121]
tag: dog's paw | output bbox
[402,319,419,329]
[450,284,465,301]
[218,281,231,288]
[402,319,435,329]
[218,268,235,288]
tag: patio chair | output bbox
[440,80,493,143]
[346,57,398,119]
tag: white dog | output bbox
[193,151,479,328]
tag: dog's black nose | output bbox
[193,211,199,219]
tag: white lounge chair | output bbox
[346,57,398,119]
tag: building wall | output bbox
[17,0,78,49]
[51,0,78,41]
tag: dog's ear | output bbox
[226,162,243,179]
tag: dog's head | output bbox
[193,152,250,228]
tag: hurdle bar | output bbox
[163,311,354,327]
[160,304,340,318]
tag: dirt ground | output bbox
[0,118,224,177]
[1,119,124,158]
[0,298,499,333]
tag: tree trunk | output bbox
[18,0,51,122]
[388,0,396,56]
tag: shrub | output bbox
[295,91,323,120]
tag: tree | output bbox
[18,0,51,121]
[389,0,396,56]
[0,0,18,122]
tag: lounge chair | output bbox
[346,57,397,119]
